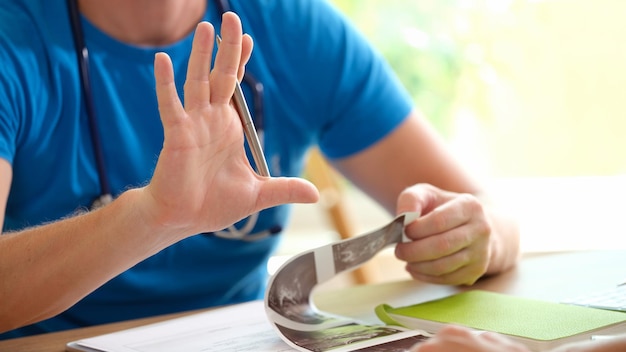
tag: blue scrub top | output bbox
[0,0,413,338]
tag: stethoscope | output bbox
[66,0,280,241]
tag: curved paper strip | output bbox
[265,212,429,351]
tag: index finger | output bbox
[406,194,477,240]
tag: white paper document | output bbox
[67,212,429,352]
[67,301,291,352]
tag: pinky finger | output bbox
[238,34,254,82]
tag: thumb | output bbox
[255,177,319,211]
[396,184,452,217]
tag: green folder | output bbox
[375,290,626,350]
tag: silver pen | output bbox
[216,35,270,177]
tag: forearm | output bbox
[0,188,183,332]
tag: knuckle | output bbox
[430,258,450,274]
[432,211,450,233]
[459,192,482,215]
[434,233,453,253]
[477,220,492,240]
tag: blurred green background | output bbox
[332,0,468,137]
[331,0,626,178]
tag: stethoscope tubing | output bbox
[67,0,112,208]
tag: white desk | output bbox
[1,250,624,352]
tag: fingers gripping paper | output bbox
[264,212,430,352]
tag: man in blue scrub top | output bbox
[0,0,520,340]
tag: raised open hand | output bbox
[143,12,318,238]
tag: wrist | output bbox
[485,208,521,275]
[111,188,191,250]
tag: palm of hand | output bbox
[141,14,318,238]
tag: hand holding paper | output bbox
[395,184,492,285]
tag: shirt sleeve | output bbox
[258,0,415,159]
[0,25,23,165]
[315,2,414,159]
[0,1,57,166]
